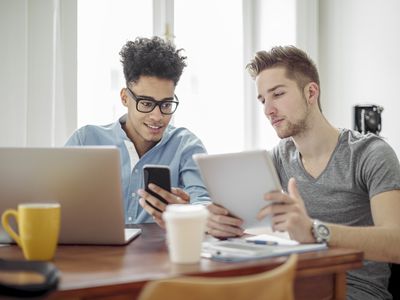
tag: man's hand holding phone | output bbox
[138,165,190,228]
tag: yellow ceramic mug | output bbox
[1,203,60,261]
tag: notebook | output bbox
[0,147,141,245]
[193,150,282,229]
[202,238,327,262]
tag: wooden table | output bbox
[0,224,363,300]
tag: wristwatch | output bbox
[312,219,330,244]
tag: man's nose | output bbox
[263,99,276,117]
[149,104,164,120]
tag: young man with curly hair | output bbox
[66,37,210,227]
[207,46,400,299]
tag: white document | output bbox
[245,234,299,246]
[245,227,298,246]
[202,238,327,262]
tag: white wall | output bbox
[0,0,76,147]
[2,0,400,156]
[319,0,400,158]
[0,0,28,146]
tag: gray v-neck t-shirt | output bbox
[271,129,400,300]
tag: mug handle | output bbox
[1,209,22,247]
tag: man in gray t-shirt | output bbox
[206,46,400,299]
[272,129,400,299]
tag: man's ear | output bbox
[121,88,129,107]
[304,82,319,105]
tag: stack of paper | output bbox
[245,234,299,246]
[202,236,327,262]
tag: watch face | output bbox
[312,220,330,243]
[317,224,330,238]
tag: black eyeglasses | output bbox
[126,87,179,115]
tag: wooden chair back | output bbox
[138,254,298,300]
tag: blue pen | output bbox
[246,239,278,246]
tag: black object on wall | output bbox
[354,105,384,135]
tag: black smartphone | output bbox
[143,165,171,211]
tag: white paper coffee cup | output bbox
[163,204,208,264]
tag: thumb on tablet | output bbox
[207,203,229,216]
[288,178,303,204]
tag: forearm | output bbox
[328,223,400,263]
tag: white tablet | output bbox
[193,150,282,229]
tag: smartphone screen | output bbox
[143,165,171,211]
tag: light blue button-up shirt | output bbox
[65,115,210,224]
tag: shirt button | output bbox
[131,192,136,198]
[128,217,132,222]
[134,169,138,174]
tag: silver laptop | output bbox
[0,147,141,245]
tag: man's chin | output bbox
[145,134,163,142]
[277,127,305,139]
[276,129,293,139]
[143,128,165,140]
[277,133,290,139]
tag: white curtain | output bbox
[0,0,76,147]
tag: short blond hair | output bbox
[246,46,321,111]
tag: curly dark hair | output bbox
[119,36,187,86]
